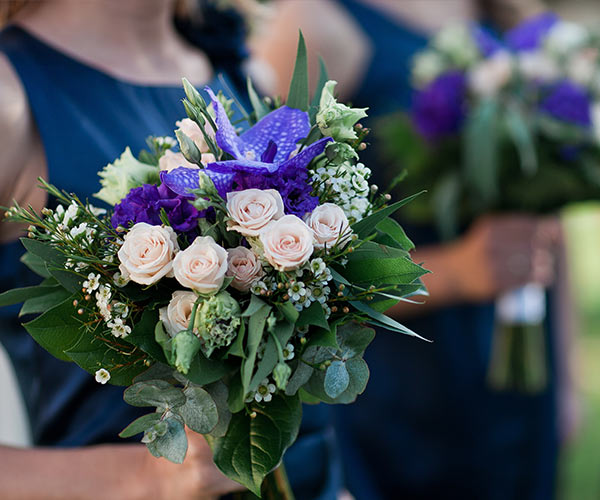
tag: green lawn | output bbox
[558,205,600,500]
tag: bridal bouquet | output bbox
[1,36,427,497]
[379,13,600,392]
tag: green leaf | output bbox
[351,191,425,239]
[504,103,537,176]
[285,361,314,396]
[296,301,329,330]
[123,380,185,408]
[133,363,175,384]
[205,381,232,438]
[304,326,339,350]
[324,360,349,398]
[119,413,162,438]
[286,31,309,111]
[249,320,294,392]
[309,56,329,122]
[20,238,63,266]
[273,362,292,390]
[177,385,218,434]
[432,171,462,241]
[276,301,300,324]
[349,300,430,341]
[23,297,82,361]
[241,302,271,394]
[21,252,51,278]
[247,77,269,122]
[0,284,57,307]
[226,320,246,358]
[127,310,167,364]
[374,217,415,251]
[242,295,268,317]
[186,350,231,386]
[343,254,427,286]
[207,394,302,496]
[46,267,81,294]
[227,373,245,413]
[147,417,188,464]
[65,332,146,386]
[336,322,375,359]
[19,286,71,316]
[304,357,369,404]
[463,97,499,207]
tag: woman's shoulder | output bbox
[0,53,29,142]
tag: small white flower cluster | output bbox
[89,277,132,338]
[95,368,111,384]
[155,136,177,148]
[312,161,372,222]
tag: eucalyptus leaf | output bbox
[304,357,369,404]
[119,413,162,438]
[324,360,350,398]
[205,381,232,438]
[123,380,185,408]
[177,385,218,434]
[285,361,314,396]
[146,417,188,464]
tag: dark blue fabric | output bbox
[0,25,340,500]
[333,4,558,499]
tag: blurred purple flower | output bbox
[412,71,466,141]
[472,25,504,57]
[112,183,201,238]
[540,80,592,127]
[505,12,559,52]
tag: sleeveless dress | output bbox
[333,2,558,499]
[0,25,341,500]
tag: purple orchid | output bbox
[540,80,592,127]
[471,25,504,57]
[162,88,332,216]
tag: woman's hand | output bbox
[141,429,245,500]
[456,214,561,302]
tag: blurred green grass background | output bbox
[559,204,600,500]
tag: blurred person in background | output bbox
[251,1,574,499]
[0,1,342,498]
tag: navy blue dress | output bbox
[333,2,558,499]
[0,25,341,500]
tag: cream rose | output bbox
[260,215,314,271]
[117,223,179,285]
[176,118,214,153]
[173,236,228,294]
[227,246,264,292]
[306,203,351,249]
[159,290,198,337]
[226,189,285,237]
[158,150,199,172]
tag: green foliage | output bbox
[23,297,82,362]
[247,77,270,123]
[146,417,188,464]
[178,385,219,434]
[119,413,162,438]
[296,301,329,330]
[205,381,232,438]
[172,330,202,375]
[324,360,350,398]
[19,286,71,316]
[127,310,167,364]
[206,394,302,496]
[241,300,271,395]
[123,380,185,409]
[309,56,329,122]
[286,31,309,111]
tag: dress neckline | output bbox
[6,24,216,90]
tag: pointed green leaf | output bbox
[119,413,162,438]
[286,31,309,111]
[309,56,329,122]
[247,77,269,122]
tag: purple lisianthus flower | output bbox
[540,80,592,127]
[112,183,202,238]
[412,71,466,141]
[472,25,504,57]
[163,87,332,217]
[505,12,559,52]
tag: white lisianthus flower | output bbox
[468,51,513,97]
[176,118,214,153]
[95,368,111,384]
[413,51,446,86]
[432,24,479,67]
[545,21,588,57]
[517,51,560,82]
